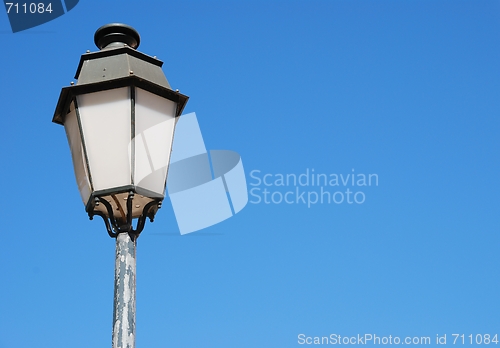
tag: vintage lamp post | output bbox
[53,23,188,348]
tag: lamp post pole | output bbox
[52,23,189,348]
[113,233,137,348]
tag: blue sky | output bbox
[0,1,499,347]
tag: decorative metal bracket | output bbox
[88,191,161,239]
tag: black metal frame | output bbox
[53,75,189,125]
[88,191,161,239]
[84,185,163,214]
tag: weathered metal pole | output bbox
[112,232,137,348]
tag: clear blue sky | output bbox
[0,1,499,347]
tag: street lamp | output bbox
[53,23,188,348]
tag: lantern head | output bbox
[53,24,188,237]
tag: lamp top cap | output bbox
[94,23,140,50]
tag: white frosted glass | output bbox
[131,133,152,186]
[64,101,92,204]
[77,88,132,191]
[134,88,176,194]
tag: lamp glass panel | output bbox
[64,101,92,204]
[134,88,177,195]
[77,87,132,191]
